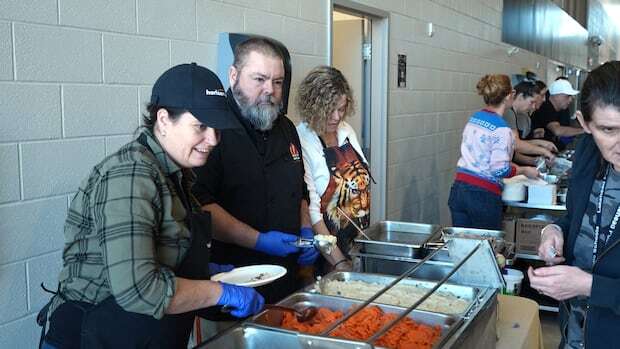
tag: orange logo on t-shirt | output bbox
[289,143,300,161]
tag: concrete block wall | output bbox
[0,0,327,346]
[0,0,548,345]
[379,0,549,224]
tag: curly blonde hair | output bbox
[296,66,355,135]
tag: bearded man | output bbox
[193,38,317,304]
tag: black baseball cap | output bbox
[151,63,239,129]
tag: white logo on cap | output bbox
[205,89,226,97]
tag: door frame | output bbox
[327,0,389,223]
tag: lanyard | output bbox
[593,165,620,265]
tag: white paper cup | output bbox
[502,268,524,295]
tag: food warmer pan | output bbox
[354,221,441,258]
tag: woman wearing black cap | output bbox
[38,63,264,348]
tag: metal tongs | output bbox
[535,156,547,173]
[336,206,373,241]
[291,236,335,255]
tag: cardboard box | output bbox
[516,219,549,254]
[502,218,516,243]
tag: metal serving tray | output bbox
[349,245,457,281]
[441,227,505,240]
[311,271,477,315]
[424,242,515,263]
[426,227,506,260]
[200,323,398,349]
[199,325,301,349]
[437,227,507,261]
[355,221,441,258]
[249,292,461,348]
[201,324,380,349]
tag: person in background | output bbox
[555,77,581,147]
[531,61,620,348]
[448,74,539,230]
[192,37,317,304]
[503,80,557,166]
[39,64,264,349]
[503,80,538,140]
[533,80,548,111]
[531,79,584,150]
[554,77,575,129]
[530,80,549,139]
[296,66,371,271]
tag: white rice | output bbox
[320,280,469,314]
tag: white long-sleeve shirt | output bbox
[296,121,368,225]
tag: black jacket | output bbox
[555,134,620,347]
[192,90,308,303]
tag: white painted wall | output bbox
[333,17,364,140]
[0,0,549,346]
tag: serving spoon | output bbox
[292,237,335,255]
[220,304,317,322]
[264,304,318,322]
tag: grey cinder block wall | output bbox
[0,0,548,346]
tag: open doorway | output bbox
[332,10,367,153]
[330,2,388,223]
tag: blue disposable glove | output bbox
[216,283,265,318]
[254,230,300,257]
[297,227,319,266]
[208,263,234,276]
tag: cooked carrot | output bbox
[279,306,442,349]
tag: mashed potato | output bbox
[321,280,469,314]
[315,234,337,245]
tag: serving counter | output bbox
[198,221,542,349]
[197,294,541,349]
[503,201,566,211]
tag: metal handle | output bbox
[319,241,448,336]
[336,206,372,240]
[290,238,314,248]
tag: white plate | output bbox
[211,264,287,287]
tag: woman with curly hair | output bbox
[296,66,371,271]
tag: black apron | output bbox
[204,110,305,304]
[39,134,215,348]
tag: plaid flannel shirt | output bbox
[50,129,197,319]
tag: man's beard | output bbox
[232,82,282,131]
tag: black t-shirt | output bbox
[531,99,563,144]
[558,108,571,127]
[192,89,308,302]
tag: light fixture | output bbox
[507,46,520,56]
